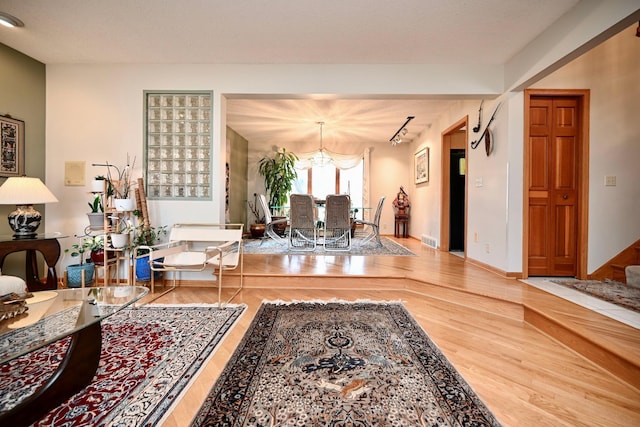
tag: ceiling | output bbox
[0,0,581,146]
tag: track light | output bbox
[389,116,414,146]
[0,12,24,28]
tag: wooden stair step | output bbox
[611,264,627,283]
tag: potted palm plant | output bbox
[258,148,297,235]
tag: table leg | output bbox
[0,321,102,425]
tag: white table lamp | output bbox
[0,176,58,238]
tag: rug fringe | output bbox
[262,298,406,306]
[139,303,248,309]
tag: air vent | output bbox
[421,235,437,249]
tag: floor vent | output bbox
[421,235,437,249]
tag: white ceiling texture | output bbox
[0,0,582,146]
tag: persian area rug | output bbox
[0,304,246,426]
[551,278,640,313]
[243,236,416,256]
[192,301,501,427]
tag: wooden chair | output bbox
[354,196,385,247]
[258,194,288,244]
[323,194,351,251]
[288,194,317,251]
[134,223,243,307]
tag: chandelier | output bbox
[311,121,333,167]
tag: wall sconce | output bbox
[0,176,58,238]
[389,116,415,146]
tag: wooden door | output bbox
[528,97,579,276]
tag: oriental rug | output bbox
[192,301,501,426]
[0,304,246,426]
[550,279,640,313]
[243,236,416,256]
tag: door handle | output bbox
[563,194,569,200]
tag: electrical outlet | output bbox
[485,243,490,253]
[473,232,479,243]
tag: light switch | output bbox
[604,175,616,187]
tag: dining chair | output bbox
[288,194,317,251]
[323,194,351,251]
[354,196,385,247]
[258,193,287,244]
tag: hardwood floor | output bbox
[140,237,640,427]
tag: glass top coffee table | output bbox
[0,286,148,425]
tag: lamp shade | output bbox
[0,177,58,204]
[0,177,58,238]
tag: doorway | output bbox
[524,89,589,279]
[449,149,466,251]
[440,116,468,255]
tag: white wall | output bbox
[531,24,640,272]
[43,16,639,278]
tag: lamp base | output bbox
[8,204,42,239]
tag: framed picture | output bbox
[414,147,429,184]
[0,115,25,177]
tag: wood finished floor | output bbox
[139,236,640,427]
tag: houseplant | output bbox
[87,194,104,230]
[258,148,298,211]
[109,217,133,249]
[247,193,265,238]
[258,148,297,236]
[131,221,168,281]
[65,237,95,287]
[96,155,136,211]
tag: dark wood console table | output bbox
[0,234,64,291]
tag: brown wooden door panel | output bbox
[528,96,579,276]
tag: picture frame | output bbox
[414,147,429,184]
[0,115,25,177]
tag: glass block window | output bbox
[144,91,213,199]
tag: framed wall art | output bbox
[414,147,429,184]
[0,115,25,177]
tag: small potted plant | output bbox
[90,175,108,193]
[65,237,95,288]
[87,194,104,230]
[131,221,168,281]
[247,193,265,238]
[96,155,136,211]
[109,216,133,249]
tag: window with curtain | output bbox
[293,154,364,219]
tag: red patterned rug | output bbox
[0,304,245,426]
[192,301,501,426]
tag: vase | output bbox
[110,233,128,248]
[114,198,134,211]
[250,223,266,238]
[87,212,104,230]
[90,249,115,265]
[135,255,164,281]
[66,263,95,288]
[91,179,106,193]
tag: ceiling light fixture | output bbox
[0,12,24,28]
[389,116,415,146]
[311,121,333,167]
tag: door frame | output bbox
[523,89,590,279]
[440,116,468,254]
